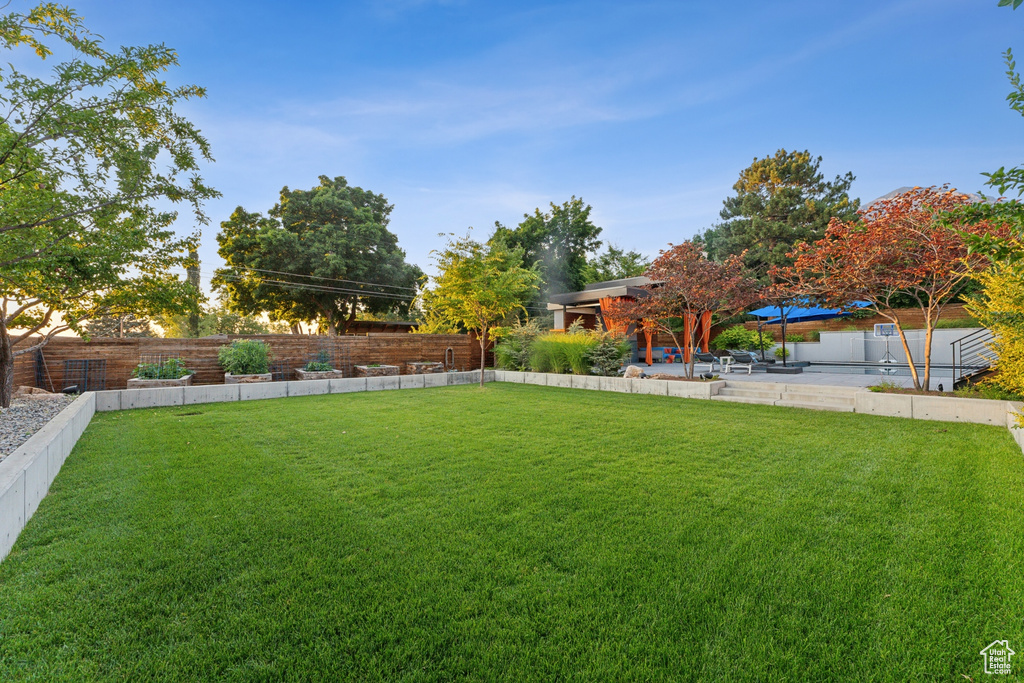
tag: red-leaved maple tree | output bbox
[773,186,1003,391]
[605,242,759,379]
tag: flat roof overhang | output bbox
[546,285,651,309]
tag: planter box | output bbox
[406,361,444,375]
[355,365,399,378]
[294,368,344,381]
[126,375,194,389]
[224,373,273,384]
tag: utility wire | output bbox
[221,265,419,292]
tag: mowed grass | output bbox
[0,384,1022,681]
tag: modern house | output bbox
[546,276,715,364]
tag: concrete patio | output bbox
[640,360,957,392]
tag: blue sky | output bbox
[42,0,1024,279]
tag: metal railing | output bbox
[951,328,994,388]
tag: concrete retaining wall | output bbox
[0,392,95,562]
[93,371,493,412]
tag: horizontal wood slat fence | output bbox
[15,334,489,392]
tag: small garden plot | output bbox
[0,384,1021,681]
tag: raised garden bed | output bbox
[127,375,194,389]
[294,368,344,381]
[406,361,444,375]
[224,373,273,384]
[355,364,399,378]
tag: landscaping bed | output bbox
[0,392,73,460]
[0,384,1020,680]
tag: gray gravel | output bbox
[0,395,74,461]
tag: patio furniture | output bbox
[693,351,723,373]
[722,350,764,375]
[662,347,683,363]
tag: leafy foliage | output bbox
[493,319,544,371]
[85,314,156,339]
[776,187,1003,390]
[711,325,774,351]
[159,300,289,337]
[700,150,859,278]
[963,263,1024,413]
[218,340,272,376]
[215,176,422,335]
[582,245,650,284]
[0,3,215,405]
[492,197,602,302]
[604,242,760,378]
[525,324,631,376]
[419,233,540,385]
[586,331,633,376]
[303,350,334,372]
[132,358,192,380]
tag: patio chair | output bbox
[693,351,723,373]
[722,350,763,375]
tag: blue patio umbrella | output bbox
[745,300,871,365]
[747,300,872,323]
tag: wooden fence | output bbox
[15,334,489,392]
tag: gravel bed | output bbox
[0,395,75,461]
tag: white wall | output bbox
[773,328,985,365]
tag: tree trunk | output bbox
[0,317,14,409]
[479,328,487,387]
[893,323,921,391]
[922,310,935,392]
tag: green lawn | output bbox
[1,384,1022,681]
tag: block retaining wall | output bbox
[2,369,1020,563]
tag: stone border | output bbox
[4,368,1021,564]
[496,370,1024,453]
[0,392,95,561]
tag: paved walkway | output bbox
[638,361,955,392]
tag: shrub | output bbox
[218,340,272,375]
[132,357,192,380]
[954,380,1024,401]
[808,330,821,342]
[530,333,597,374]
[934,316,981,329]
[304,350,334,372]
[587,332,632,376]
[785,333,805,343]
[494,319,543,371]
[773,346,790,360]
[526,322,631,376]
[712,325,774,351]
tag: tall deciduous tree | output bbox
[214,176,422,335]
[0,4,216,406]
[700,150,859,278]
[605,242,759,379]
[418,234,540,386]
[492,196,602,303]
[582,244,650,284]
[777,187,1002,391]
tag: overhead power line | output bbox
[222,265,419,293]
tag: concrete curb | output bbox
[0,392,95,562]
